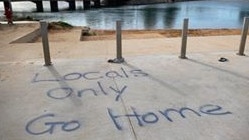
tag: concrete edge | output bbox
[10,28,41,44]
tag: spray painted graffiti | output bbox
[46,81,127,102]
[26,67,233,136]
[108,104,232,130]
[32,67,149,83]
[26,67,149,135]
[25,104,232,135]
[31,67,148,102]
[25,113,81,135]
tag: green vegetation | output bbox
[12,15,39,21]
[48,21,73,30]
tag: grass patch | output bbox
[48,21,73,30]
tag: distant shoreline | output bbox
[125,0,193,5]
[125,0,249,5]
[1,0,248,29]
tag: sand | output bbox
[0,22,246,62]
[0,22,245,44]
[79,28,242,41]
[46,26,243,42]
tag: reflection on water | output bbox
[163,7,179,28]
[0,0,249,29]
[239,10,249,22]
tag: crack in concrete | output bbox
[112,78,138,140]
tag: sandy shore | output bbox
[46,27,243,42]
[79,28,242,41]
[0,22,247,62]
[0,22,246,44]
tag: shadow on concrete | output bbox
[123,62,187,97]
[188,59,249,81]
[47,65,82,106]
[10,28,40,44]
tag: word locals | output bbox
[32,67,148,82]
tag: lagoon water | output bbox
[0,0,249,29]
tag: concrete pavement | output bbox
[0,25,249,140]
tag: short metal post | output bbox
[179,18,189,59]
[40,21,52,66]
[238,17,249,56]
[116,20,123,61]
[108,20,124,63]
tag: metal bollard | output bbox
[237,17,249,56]
[40,21,52,66]
[116,20,123,61]
[108,20,124,63]
[179,18,189,59]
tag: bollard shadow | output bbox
[187,59,249,81]
[46,65,82,106]
[122,62,187,97]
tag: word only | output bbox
[47,81,127,102]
